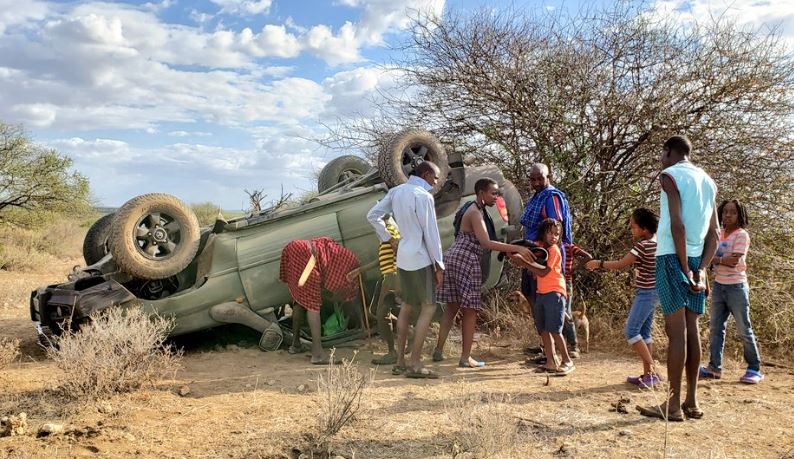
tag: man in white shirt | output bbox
[367,161,444,378]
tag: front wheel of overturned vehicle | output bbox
[109,193,200,280]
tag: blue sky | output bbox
[1,0,792,210]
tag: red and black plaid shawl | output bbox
[279,237,359,311]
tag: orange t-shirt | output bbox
[536,244,567,297]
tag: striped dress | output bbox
[437,232,483,310]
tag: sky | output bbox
[1,0,792,210]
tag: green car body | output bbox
[30,164,523,344]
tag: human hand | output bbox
[688,269,707,292]
[722,253,741,267]
[515,246,535,264]
[584,260,599,271]
[345,268,360,283]
[389,237,399,254]
[434,269,443,289]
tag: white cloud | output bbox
[649,0,794,48]
[0,0,50,33]
[321,67,402,119]
[168,130,213,137]
[210,0,273,16]
[239,24,301,58]
[304,22,361,66]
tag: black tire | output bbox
[317,155,372,193]
[378,130,449,194]
[109,193,200,280]
[82,213,114,265]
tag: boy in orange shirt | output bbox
[525,218,574,375]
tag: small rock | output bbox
[97,402,114,414]
[37,423,65,437]
[618,430,632,437]
[178,385,191,397]
[296,384,307,393]
[0,412,27,437]
[122,432,136,442]
[267,379,276,386]
[245,383,253,388]
[298,454,309,459]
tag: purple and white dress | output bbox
[437,232,483,310]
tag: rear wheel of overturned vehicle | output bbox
[378,130,449,194]
[82,213,114,265]
[317,155,372,193]
[109,193,200,280]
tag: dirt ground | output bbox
[2,261,793,458]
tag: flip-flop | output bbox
[391,365,407,375]
[636,404,684,422]
[681,404,704,420]
[310,356,340,365]
[372,354,398,365]
[405,367,439,379]
[523,346,543,355]
[458,360,485,368]
[432,349,444,362]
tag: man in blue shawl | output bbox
[520,163,576,356]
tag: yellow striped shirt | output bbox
[378,221,400,275]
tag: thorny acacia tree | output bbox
[0,123,90,222]
[328,5,794,352]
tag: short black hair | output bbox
[663,135,693,156]
[717,199,749,228]
[474,178,497,194]
[537,218,561,238]
[415,161,438,178]
[631,208,659,234]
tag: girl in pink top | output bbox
[700,199,763,384]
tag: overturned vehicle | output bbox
[30,131,524,350]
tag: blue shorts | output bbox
[655,254,705,315]
[533,292,566,334]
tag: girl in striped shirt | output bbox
[700,199,763,384]
[586,208,660,388]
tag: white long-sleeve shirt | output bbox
[367,175,445,272]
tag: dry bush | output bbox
[480,291,533,344]
[316,350,373,439]
[191,201,221,226]
[0,217,86,271]
[447,389,520,458]
[0,338,20,369]
[47,308,182,400]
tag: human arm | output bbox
[660,174,689,273]
[698,205,720,272]
[366,193,395,243]
[466,205,534,260]
[417,194,445,272]
[346,259,380,282]
[585,252,637,271]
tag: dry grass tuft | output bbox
[0,337,20,369]
[316,349,373,439]
[447,388,521,458]
[0,218,86,271]
[47,308,182,400]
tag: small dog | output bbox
[568,308,590,353]
[504,290,532,316]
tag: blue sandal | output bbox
[699,366,721,380]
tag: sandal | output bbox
[405,367,439,379]
[391,365,407,376]
[549,362,575,376]
[681,404,704,420]
[432,349,444,362]
[636,404,684,422]
[458,359,485,368]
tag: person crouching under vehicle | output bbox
[279,237,360,364]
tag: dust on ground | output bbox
[1,262,793,458]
